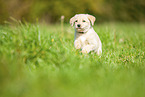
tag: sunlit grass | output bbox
[0,22,145,97]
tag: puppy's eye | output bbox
[75,20,78,22]
[83,20,86,22]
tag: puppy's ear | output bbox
[70,16,76,26]
[87,15,96,26]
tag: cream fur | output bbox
[70,14,102,55]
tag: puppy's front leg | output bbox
[74,39,82,49]
[82,45,95,54]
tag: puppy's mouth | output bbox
[76,27,84,32]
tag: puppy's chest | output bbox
[79,36,86,43]
[78,35,89,45]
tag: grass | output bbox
[0,22,145,97]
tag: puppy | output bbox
[70,14,102,55]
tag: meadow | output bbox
[0,22,144,97]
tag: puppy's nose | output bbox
[77,24,81,27]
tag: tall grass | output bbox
[0,22,144,97]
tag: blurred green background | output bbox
[0,0,145,24]
[0,0,145,97]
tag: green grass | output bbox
[0,22,145,97]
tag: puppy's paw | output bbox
[97,47,102,56]
[74,40,81,49]
[82,46,91,54]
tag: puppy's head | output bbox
[70,14,96,32]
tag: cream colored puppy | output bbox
[70,14,102,55]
